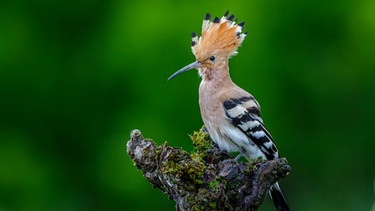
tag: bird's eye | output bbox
[209,56,215,61]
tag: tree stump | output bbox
[126,128,291,211]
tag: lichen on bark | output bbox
[126,128,291,211]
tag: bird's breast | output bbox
[198,80,228,143]
[198,81,223,120]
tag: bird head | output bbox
[168,11,247,80]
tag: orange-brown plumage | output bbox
[191,14,246,62]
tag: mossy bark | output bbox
[126,128,291,211]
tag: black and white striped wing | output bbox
[223,96,279,160]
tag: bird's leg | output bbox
[234,148,249,163]
[223,152,244,165]
[234,153,243,162]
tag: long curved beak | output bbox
[168,61,203,80]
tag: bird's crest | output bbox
[191,11,247,60]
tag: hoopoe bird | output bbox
[168,11,290,211]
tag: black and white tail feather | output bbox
[270,183,290,211]
[223,96,290,211]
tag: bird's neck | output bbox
[200,62,233,88]
[199,63,235,103]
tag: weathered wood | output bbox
[127,128,291,211]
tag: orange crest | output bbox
[191,11,247,61]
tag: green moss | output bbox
[163,127,238,209]
[154,146,161,155]
[186,162,204,184]
[189,126,212,167]
[190,126,211,152]
[160,148,205,186]
[208,180,219,190]
[162,160,183,178]
[209,202,217,209]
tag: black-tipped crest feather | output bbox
[205,13,211,20]
[228,14,234,21]
[223,10,229,17]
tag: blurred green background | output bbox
[1,0,374,210]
